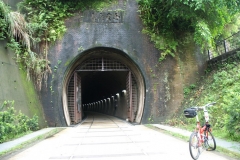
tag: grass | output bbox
[212,129,234,141]
[2,130,33,143]
[0,128,65,158]
[167,54,240,143]
[216,146,240,159]
[145,124,240,159]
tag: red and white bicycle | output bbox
[184,102,217,160]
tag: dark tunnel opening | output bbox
[80,71,128,105]
[79,71,129,123]
[68,70,131,124]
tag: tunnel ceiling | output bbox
[79,71,128,104]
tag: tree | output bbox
[137,0,240,60]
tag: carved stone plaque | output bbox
[83,10,123,23]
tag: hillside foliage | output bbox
[169,52,240,141]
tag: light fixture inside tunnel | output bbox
[122,90,126,93]
[116,93,119,96]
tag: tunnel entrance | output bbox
[62,48,145,126]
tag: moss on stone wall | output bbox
[18,65,47,128]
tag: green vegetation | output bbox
[0,101,39,143]
[137,0,240,61]
[19,65,47,128]
[0,0,117,90]
[183,84,196,97]
[167,52,240,141]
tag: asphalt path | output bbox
[5,112,236,160]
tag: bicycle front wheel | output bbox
[189,132,200,160]
[205,131,216,151]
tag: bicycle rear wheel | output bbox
[189,132,200,160]
[205,131,216,151]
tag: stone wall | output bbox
[40,0,207,126]
[0,0,208,127]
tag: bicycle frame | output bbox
[195,116,208,146]
[194,104,212,147]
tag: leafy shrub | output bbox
[222,87,240,140]
[183,84,196,97]
[26,114,39,131]
[0,101,39,143]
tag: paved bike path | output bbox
[0,122,239,158]
[152,124,240,154]
[0,113,235,160]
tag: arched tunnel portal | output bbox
[62,47,146,126]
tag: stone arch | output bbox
[62,47,145,126]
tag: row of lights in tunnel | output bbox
[82,90,126,108]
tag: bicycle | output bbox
[184,102,217,160]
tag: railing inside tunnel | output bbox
[208,31,240,60]
[82,90,127,118]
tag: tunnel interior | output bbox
[80,71,128,105]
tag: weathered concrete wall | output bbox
[3,0,22,10]
[40,0,208,126]
[0,41,47,128]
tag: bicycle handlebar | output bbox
[191,102,216,111]
[204,102,216,107]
